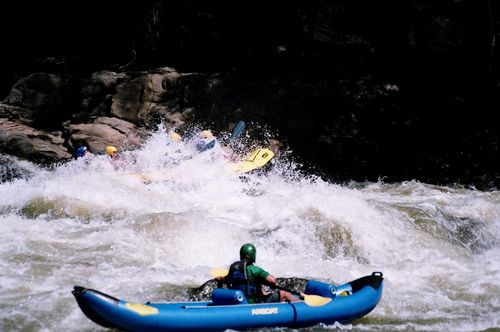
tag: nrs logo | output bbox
[251,307,279,315]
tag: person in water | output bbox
[105,145,127,169]
[105,145,119,159]
[196,129,216,152]
[167,129,215,152]
[75,146,90,158]
[218,243,299,303]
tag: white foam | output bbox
[0,129,498,331]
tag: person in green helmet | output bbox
[219,243,299,303]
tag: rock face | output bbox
[0,1,499,189]
[2,67,180,158]
[67,116,147,153]
[109,68,203,127]
[0,66,211,161]
[0,118,71,162]
[3,73,76,129]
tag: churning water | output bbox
[0,127,499,331]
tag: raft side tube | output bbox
[292,273,384,327]
[349,272,383,293]
[304,280,337,298]
[72,274,384,331]
[154,301,298,331]
[211,288,248,305]
[72,286,120,329]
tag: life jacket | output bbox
[226,260,261,301]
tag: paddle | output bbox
[272,285,332,306]
[198,139,216,152]
[210,267,231,278]
[232,148,275,174]
[209,268,332,307]
[230,120,246,143]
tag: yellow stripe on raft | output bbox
[232,148,275,174]
[125,303,159,316]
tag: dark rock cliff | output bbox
[0,1,498,189]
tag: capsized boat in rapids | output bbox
[72,272,383,331]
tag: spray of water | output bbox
[0,126,499,331]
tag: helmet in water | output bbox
[170,132,181,142]
[75,146,88,157]
[239,243,256,263]
[105,146,118,156]
[199,130,213,139]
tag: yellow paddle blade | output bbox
[232,148,275,174]
[301,293,332,307]
[209,267,229,278]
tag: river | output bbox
[0,128,499,331]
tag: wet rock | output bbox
[3,72,77,129]
[67,116,147,153]
[81,70,127,97]
[0,118,71,163]
[110,68,206,128]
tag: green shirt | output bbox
[245,264,270,303]
[246,264,270,283]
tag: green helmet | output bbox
[239,243,256,263]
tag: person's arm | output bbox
[265,274,277,286]
[250,265,276,287]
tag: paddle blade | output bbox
[302,294,332,307]
[232,148,275,174]
[198,139,216,152]
[231,120,246,142]
[275,285,332,307]
[210,268,229,278]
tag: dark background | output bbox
[1,1,499,189]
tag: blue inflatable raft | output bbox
[72,272,383,331]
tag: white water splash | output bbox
[0,128,499,331]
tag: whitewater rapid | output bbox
[0,127,499,331]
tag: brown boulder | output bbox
[3,72,75,129]
[110,67,204,127]
[67,116,147,153]
[0,118,71,162]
